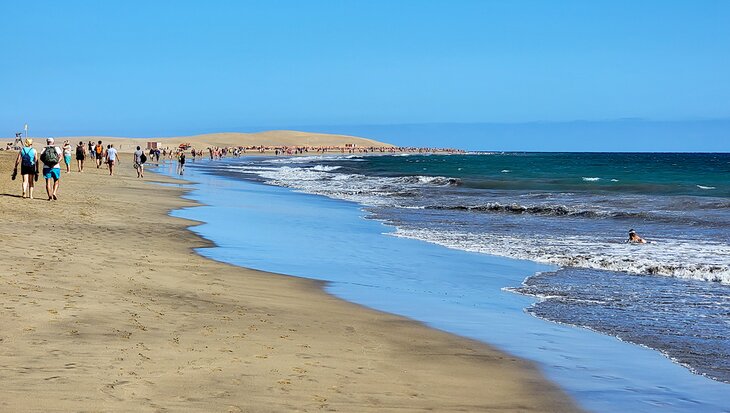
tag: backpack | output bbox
[41,146,59,166]
[95,144,103,155]
[140,153,147,164]
[76,146,84,157]
[21,148,35,167]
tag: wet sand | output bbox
[0,151,581,412]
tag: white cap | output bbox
[47,137,54,144]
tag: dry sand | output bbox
[0,150,582,412]
[52,130,394,153]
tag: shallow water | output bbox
[512,267,730,384]
[156,160,730,412]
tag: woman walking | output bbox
[76,141,86,172]
[62,140,72,173]
[11,138,39,199]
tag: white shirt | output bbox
[107,147,118,161]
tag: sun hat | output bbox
[24,138,33,147]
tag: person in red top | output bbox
[95,140,104,168]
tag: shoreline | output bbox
[0,151,581,411]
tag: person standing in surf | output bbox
[628,229,647,244]
[178,151,186,175]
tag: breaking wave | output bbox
[390,228,730,284]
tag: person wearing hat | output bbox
[11,138,39,199]
[41,137,63,200]
[628,229,647,244]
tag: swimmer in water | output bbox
[628,229,647,244]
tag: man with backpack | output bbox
[12,138,39,199]
[95,140,104,168]
[40,137,63,201]
[133,146,146,178]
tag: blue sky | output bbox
[1,1,729,150]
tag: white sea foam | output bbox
[230,164,456,206]
[390,228,730,284]
[311,165,342,172]
[697,185,717,190]
[501,169,511,173]
[582,177,601,182]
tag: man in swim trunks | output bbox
[42,138,63,201]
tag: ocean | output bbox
[158,152,730,412]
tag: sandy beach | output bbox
[0,150,581,412]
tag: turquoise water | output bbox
[359,152,729,197]
[154,153,730,412]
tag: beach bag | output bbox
[21,148,35,167]
[140,153,147,164]
[41,146,59,166]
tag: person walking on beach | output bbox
[106,144,118,176]
[133,146,146,178]
[40,137,62,201]
[76,141,86,172]
[11,138,39,199]
[62,140,72,174]
[177,152,186,175]
[95,141,104,168]
[88,141,95,161]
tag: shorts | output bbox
[21,164,36,175]
[64,155,72,165]
[134,162,144,169]
[108,159,116,166]
[77,154,85,161]
[43,167,61,180]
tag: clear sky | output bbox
[1,1,729,150]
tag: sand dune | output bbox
[54,130,393,153]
